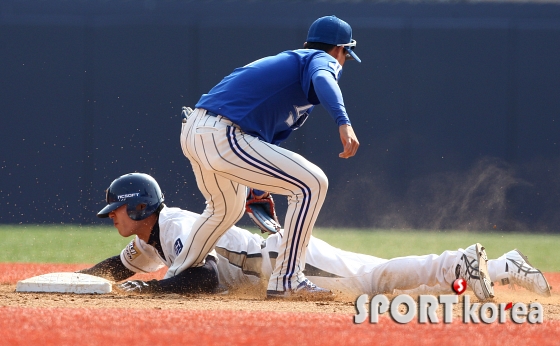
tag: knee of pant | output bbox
[311,171,329,195]
[292,172,328,199]
[318,172,329,191]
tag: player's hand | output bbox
[117,279,159,293]
[338,124,359,158]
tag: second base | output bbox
[16,272,112,294]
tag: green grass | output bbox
[1,225,559,272]
[312,228,560,272]
[0,225,130,264]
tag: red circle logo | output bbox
[452,278,467,295]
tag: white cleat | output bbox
[457,243,495,300]
[266,279,335,301]
[501,249,551,297]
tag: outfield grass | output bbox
[1,225,559,272]
[313,228,560,272]
[0,225,130,264]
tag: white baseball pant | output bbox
[215,227,511,300]
[178,108,328,291]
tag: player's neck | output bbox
[328,46,346,67]
[135,214,158,242]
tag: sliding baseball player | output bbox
[80,173,551,301]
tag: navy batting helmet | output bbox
[97,173,164,221]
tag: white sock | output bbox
[488,253,509,283]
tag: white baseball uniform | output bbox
[119,207,218,279]
[215,226,506,299]
[179,108,328,292]
[179,47,355,293]
[120,206,510,299]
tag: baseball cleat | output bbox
[457,243,494,300]
[266,279,335,301]
[501,249,551,297]
[213,284,230,295]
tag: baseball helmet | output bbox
[97,173,164,221]
[306,15,361,63]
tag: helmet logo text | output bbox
[117,193,140,201]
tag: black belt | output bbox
[206,111,218,117]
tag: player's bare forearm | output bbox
[77,255,136,282]
[338,124,359,158]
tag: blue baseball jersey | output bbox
[195,49,349,145]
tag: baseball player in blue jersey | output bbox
[82,173,551,301]
[179,15,361,300]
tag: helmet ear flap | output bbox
[127,203,148,221]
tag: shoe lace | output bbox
[302,279,316,289]
[295,279,319,292]
[459,253,480,280]
[507,258,544,292]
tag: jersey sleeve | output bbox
[120,236,166,273]
[312,70,351,126]
[303,52,351,126]
[305,51,343,82]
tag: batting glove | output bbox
[181,106,194,123]
[117,279,160,293]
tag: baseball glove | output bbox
[245,189,281,235]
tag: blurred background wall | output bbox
[1,1,559,231]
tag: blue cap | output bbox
[307,15,361,63]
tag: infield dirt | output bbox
[2,263,560,346]
[1,262,559,318]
